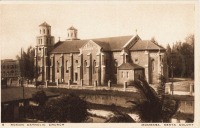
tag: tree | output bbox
[25,90,48,120]
[16,46,35,81]
[128,78,179,122]
[44,93,88,122]
[166,34,194,79]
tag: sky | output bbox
[0,2,195,59]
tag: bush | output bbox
[32,90,48,106]
[44,93,88,122]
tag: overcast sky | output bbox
[0,2,195,59]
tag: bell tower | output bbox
[66,26,79,40]
[35,22,55,83]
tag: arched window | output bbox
[93,60,96,74]
[152,59,155,72]
[127,72,129,78]
[57,61,60,73]
[66,60,69,73]
[43,29,45,34]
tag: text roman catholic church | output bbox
[34,22,168,86]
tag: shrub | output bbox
[44,93,88,122]
[32,90,48,106]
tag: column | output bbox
[50,66,53,82]
[157,51,162,83]
[101,52,105,85]
[59,54,63,83]
[124,81,127,91]
[145,50,150,83]
[77,53,82,85]
[96,52,101,85]
[44,47,47,82]
[69,53,73,82]
[87,53,92,85]
[49,55,54,82]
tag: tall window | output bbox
[43,29,45,34]
[38,67,40,73]
[57,61,60,73]
[114,59,118,74]
[127,72,129,78]
[121,71,124,78]
[152,59,155,72]
[66,60,69,73]
[93,60,96,74]
[84,60,87,74]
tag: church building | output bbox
[34,22,168,86]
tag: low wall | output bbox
[80,94,134,108]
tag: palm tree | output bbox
[128,78,179,122]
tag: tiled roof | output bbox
[39,22,51,27]
[93,36,133,51]
[51,40,88,53]
[67,26,77,31]
[118,62,143,70]
[130,40,165,51]
[51,35,134,53]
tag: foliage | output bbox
[166,34,194,79]
[32,90,48,106]
[16,46,35,80]
[128,79,179,122]
[105,113,135,123]
[44,93,88,122]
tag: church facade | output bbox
[34,22,168,86]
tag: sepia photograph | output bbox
[0,0,198,127]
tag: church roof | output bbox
[39,22,51,27]
[67,26,77,31]
[51,35,165,54]
[130,40,165,51]
[118,62,143,70]
[51,40,88,53]
[51,35,134,53]
[93,36,133,51]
